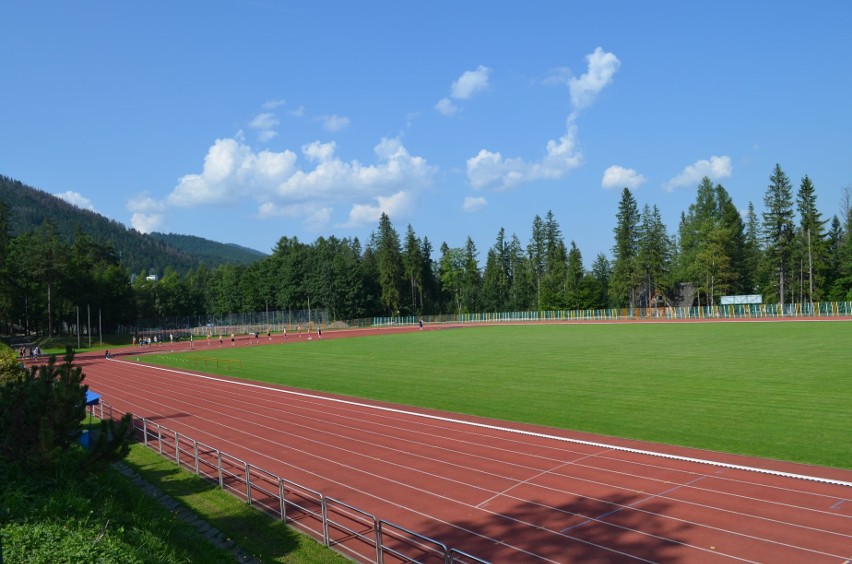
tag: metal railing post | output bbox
[193,440,199,475]
[245,462,252,504]
[142,419,148,447]
[175,431,180,465]
[278,479,286,522]
[321,496,330,546]
[217,450,223,489]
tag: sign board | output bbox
[720,295,762,305]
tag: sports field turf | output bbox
[141,321,852,469]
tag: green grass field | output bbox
[141,321,852,469]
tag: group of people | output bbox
[17,345,41,360]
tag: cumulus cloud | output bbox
[127,191,167,233]
[436,65,491,115]
[321,114,350,132]
[569,47,620,113]
[142,134,435,234]
[665,155,733,191]
[346,191,413,227]
[466,48,618,191]
[462,196,487,212]
[601,165,647,190]
[130,213,165,233]
[275,137,434,201]
[56,191,96,212]
[451,65,492,99]
[467,122,583,190]
[167,138,298,207]
[435,97,459,116]
[249,112,280,142]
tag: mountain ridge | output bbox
[0,175,267,275]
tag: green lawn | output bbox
[141,321,852,469]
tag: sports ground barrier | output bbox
[373,300,852,326]
[87,401,489,564]
[127,301,852,339]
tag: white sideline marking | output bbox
[113,358,852,489]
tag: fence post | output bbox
[143,419,148,447]
[321,496,330,546]
[157,424,163,455]
[193,440,199,475]
[376,521,385,564]
[279,479,287,522]
[175,431,180,465]
[217,450,224,489]
[245,462,252,504]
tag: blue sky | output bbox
[2,2,851,264]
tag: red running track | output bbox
[76,332,851,563]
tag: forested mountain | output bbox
[149,232,267,266]
[0,175,265,275]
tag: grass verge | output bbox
[0,442,348,563]
[123,443,348,563]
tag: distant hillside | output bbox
[0,175,266,275]
[149,232,267,266]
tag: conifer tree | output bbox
[762,164,795,307]
[610,188,641,307]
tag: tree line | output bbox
[2,164,852,336]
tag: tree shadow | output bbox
[410,490,694,563]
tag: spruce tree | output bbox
[762,164,795,307]
[610,188,641,308]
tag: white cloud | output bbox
[435,97,459,116]
[249,112,279,130]
[346,191,413,227]
[127,191,167,233]
[154,135,435,233]
[601,165,647,190]
[127,191,167,214]
[56,191,96,212]
[450,65,491,99]
[248,112,280,142]
[321,114,350,132]
[130,213,165,233]
[436,65,491,115]
[466,122,583,190]
[462,196,487,212]
[276,137,434,199]
[167,138,298,207]
[262,99,286,110]
[302,141,336,162]
[665,155,733,191]
[569,47,620,113]
[257,201,333,232]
